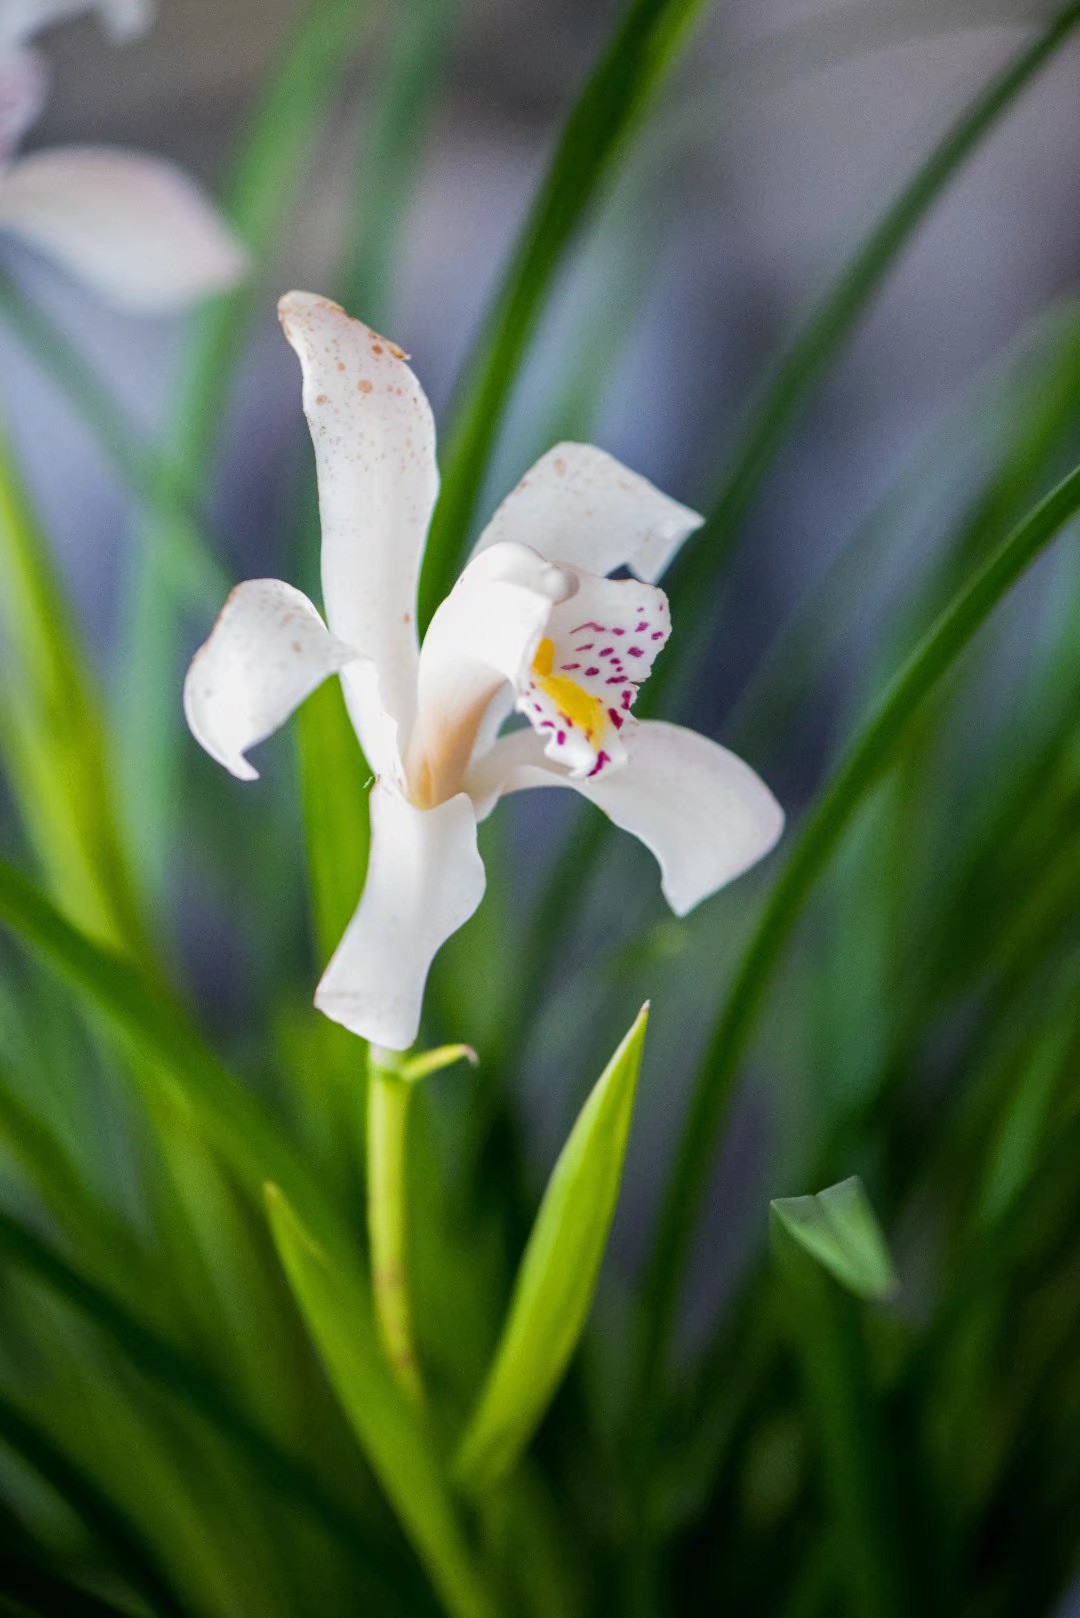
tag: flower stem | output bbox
[366,1049,423,1405]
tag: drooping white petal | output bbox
[467,720,783,915]
[405,540,570,807]
[184,579,357,782]
[0,44,45,158]
[472,443,703,583]
[516,567,670,779]
[315,780,485,1051]
[0,0,153,46]
[279,291,439,779]
[0,145,247,310]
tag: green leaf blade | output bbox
[419,0,710,623]
[771,1177,898,1302]
[455,1004,649,1492]
[264,1184,495,1618]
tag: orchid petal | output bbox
[406,541,570,807]
[468,720,783,915]
[0,44,45,158]
[0,0,153,46]
[315,780,485,1052]
[0,145,247,310]
[279,291,439,778]
[184,580,357,782]
[472,443,703,582]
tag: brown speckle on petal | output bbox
[358,378,373,394]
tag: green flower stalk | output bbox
[367,1042,476,1404]
[366,1047,423,1406]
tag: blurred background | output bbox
[1,2,1079,1613]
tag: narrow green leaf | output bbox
[338,0,458,329]
[455,1005,648,1492]
[419,0,710,622]
[501,18,1080,1105]
[0,428,145,954]
[642,455,1080,1389]
[119,0,373,895]
[658,1,1080,672]
[0,857,339,1252]
[0,1550,137,1618]
[0,1204,395,1577]
[264,1185,496,1618]
[771,1178,898,1302]
[296,677,372,963]
[0,1060,139,1287]
[770,1212,908,1618]
[0,274,227,609]
[0,1395,190,1618]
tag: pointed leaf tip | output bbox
[455,1004,649,1491]
[771,1176,898,1302]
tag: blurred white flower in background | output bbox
[0,0,246,311]
[184,293,784,1052]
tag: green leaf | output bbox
[771,1178,898,1302]
[642,453,1080,1389]
[119,0,374,897]
[264,1184,496,1618]
[419,0,711,622]
[657,1,1080,685]
[0,1203,397,1578]
[455,1005,648,1492]
[0,1395,190,1618]
[770,1211,908,1618]
[0,857,339,1252]
[296,677,373,963]
[0,429,145,955]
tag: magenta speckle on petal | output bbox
[557,730,566,745]
[651,630,664,640]
[621,689,633,710]
[585,666,600,677]
[606,675,626,685]
[612,627,626,636]
[609,708,624,729]
[628,646,644,658]
[563,662,580,671]
[599,647,613,658]
[636,621,648,632]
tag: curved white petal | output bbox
[472,443,703,583]
[0,0,153,45]
[279,291,438,779]
[467,720,783,915]
[0,145,247,310]
[516,567,670,779]
[0,46,46,158]
[405,540,569,807]
[184,579,357,782]
[315,781,485,1051]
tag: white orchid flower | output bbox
[185,292,784,1051]
[0,0,246,311]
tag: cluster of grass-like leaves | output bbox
[0,0,1078,1613]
